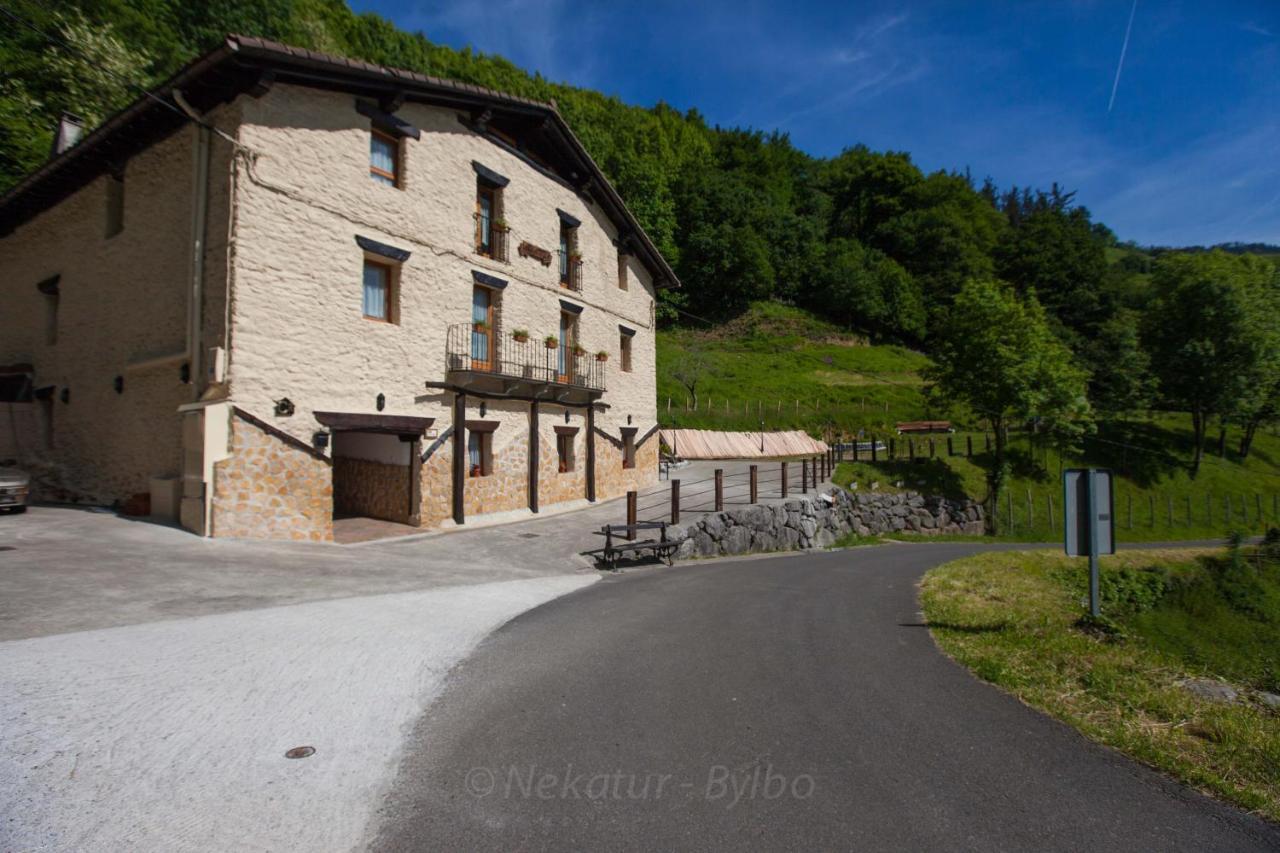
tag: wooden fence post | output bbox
[626,491,637,541]
[1026,488,1033,527]
[671,479,680,524]
[714,469,724,512]
[750,465,758,504]
[1048,494,1056,531]
[1007,491,1014,530]
[781,462,789,497]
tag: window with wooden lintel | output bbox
[471,284,497,370]
[362,259,397,322]
[558,310,579,381]
[467,430,493,477]
[620,332,632,373]
[559,220,580,290]
[369,129,400,187]
[621,428,637,469]
[556,431,576,473]
[475,182,507,260]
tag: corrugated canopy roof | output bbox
[659,429,828,460]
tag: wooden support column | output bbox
[528,402,539,513]
[626,491,637,540]
[671,479,680,524]
[781,462,789,497]
[749,464,758,504]
[586,404,597,502]
[408,437,422,526]
[452,392,466,524]
[714,469,724,511]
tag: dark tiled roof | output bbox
[0,34,678,289]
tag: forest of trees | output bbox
[2,0,1277,474]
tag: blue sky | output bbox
[348,1,1278,247]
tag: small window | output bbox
[556,433,575,473]
[468,431,493,477]
[617,251,628,290]
[475,182,505,259]
[370,130,399,186]
[105,175,124,237]
[362,259,395,322]
[44,292,58,345]
[620,333,632,373]
[622,430,636,469]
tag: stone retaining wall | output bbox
[671,488,984,559]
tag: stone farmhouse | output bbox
[0,36,676,541]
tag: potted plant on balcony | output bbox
[572,343,587,358]
[493,216,509,231]
[512,328,529,343]
[544,335,559,350]
[595,350,609,362]
[473,319,491,334]
[568,250,583,264]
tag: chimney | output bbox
[50,112,84,158]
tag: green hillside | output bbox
[659,302,1280,542]
[656,303,935,436]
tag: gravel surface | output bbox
[0,574,594,852]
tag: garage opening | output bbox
[332,431,415,524]
[315,411,430,543]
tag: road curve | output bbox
[372,544,1280,852]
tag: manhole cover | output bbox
[284,746,315,759]
[518,533,539,539]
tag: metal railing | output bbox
[445,323,606,391]
[473,213,510,262]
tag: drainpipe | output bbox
[186,120,211,398]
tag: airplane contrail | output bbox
[1108,0,1139,112]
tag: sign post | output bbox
[1063,468,1115,617]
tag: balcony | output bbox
[558,251,583,292]
[445,324,606,399]
[474,213,510,262]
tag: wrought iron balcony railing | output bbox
[445,324,606,392]
[473,213,510,262]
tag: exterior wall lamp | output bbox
[274,397,294,417]
[376,393,386,412]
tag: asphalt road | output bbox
[372,543,1280,852]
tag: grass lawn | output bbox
[657,303,932,435]
[921,546,1280,821]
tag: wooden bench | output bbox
[596,521,684,570]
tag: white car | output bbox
[0,462,29,513]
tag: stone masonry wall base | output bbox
[669,488,984,560]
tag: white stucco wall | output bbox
[225,85,659,473]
